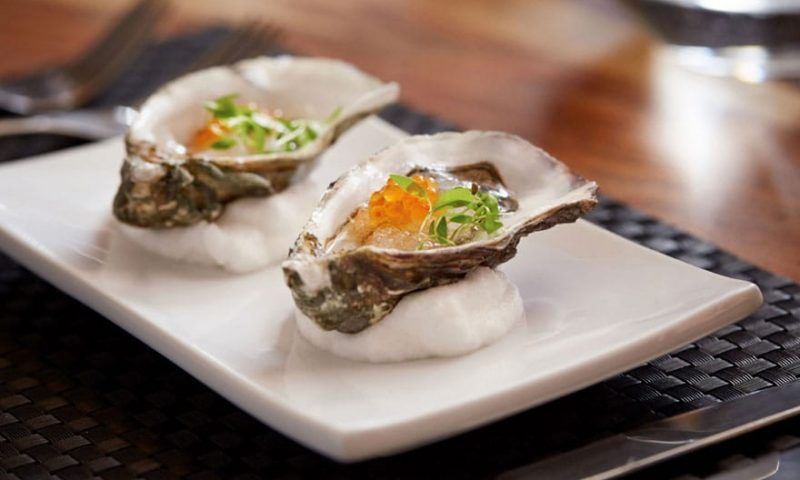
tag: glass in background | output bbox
[623,0,800,82]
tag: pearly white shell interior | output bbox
[128,56,399,157]
[306,131,597,252]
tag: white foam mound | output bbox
[116,180,319,273]
[295,267,524,362]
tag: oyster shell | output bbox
[113,56,399,228]
[282,131,598,334]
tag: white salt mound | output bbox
[295,267,524,362]
[116,179,319,272]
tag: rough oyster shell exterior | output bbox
[282,131,598,333]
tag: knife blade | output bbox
[498,380,800,480]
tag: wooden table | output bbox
[2,0,799,281]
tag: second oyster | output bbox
[283,131,598,334]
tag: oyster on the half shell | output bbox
[282,131,598,334]
[113,56,399,228]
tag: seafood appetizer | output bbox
[282,131,598,362]
[112,56,399,271]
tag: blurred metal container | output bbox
[623,0,800,81]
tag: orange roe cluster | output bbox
[368,175,440,231]
[189,119,227,152]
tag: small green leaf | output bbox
[428,219,436,236]
[436,199,471,211]
[481,218,503,233]
[274,126,302,147]
[406,183,427,198]
[433,187,476,211]
[326,105,343,123]
[389,174,415,190]
[436,217,449,242]
[277,118,293,130]
[251,123,266,152]
[228,117,252,134]
[306,126,318,141]
[205,94,238,118]
[210,137,236,149]
[388,174,428,198]
[478,191,500,215]
[449,214,471,224]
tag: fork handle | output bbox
[0,107,133,140]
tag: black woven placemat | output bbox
[1,28,799,480]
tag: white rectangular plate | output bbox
[0,117,762,461]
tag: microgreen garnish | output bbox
[210,138,236,150]
[204,94,240,118]
[389,174,415,190]
[326,105,343,123]
[201,94,340,154]
[390,174,504,248]
[390,174,428,198]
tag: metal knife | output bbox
[498,380,800,480]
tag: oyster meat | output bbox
[113,56,399,228]
[282,131,598,334]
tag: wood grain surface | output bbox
[2,0,799,280]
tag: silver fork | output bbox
[0,22,282,140]
[0,0,169,115]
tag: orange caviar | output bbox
[368,175,440,232]
[189,119,227,152]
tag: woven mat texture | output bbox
[1,28,799,479]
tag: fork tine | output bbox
[67,0,169,105]
[78,5,165,82]
[68,0,168,78]
[0,0,169,114]
[71,0,169,79]
[221,22,282,62]
[185,23,261,72]
[116,23,283,108]
[234,23,283,59]
[186,22,283,72]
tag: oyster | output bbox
[282,131,598,334]
[113,56,399,228]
